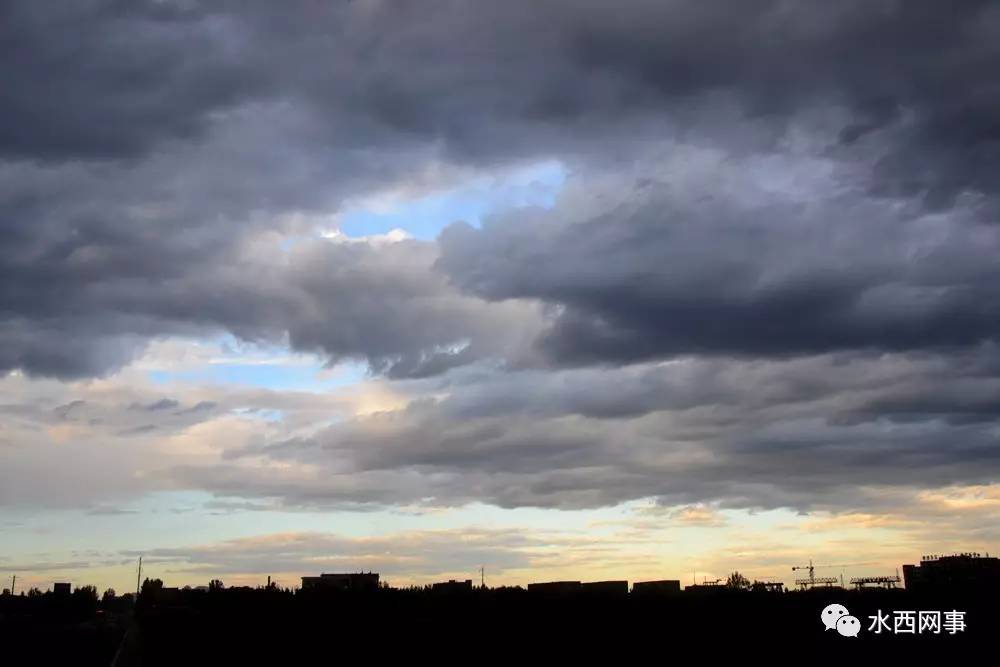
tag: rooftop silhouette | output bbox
[4,554,999,663]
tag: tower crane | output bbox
[792,560,838,588]
[791,559,864,589]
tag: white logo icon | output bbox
[836,615,861,638]
[821,603,850,631]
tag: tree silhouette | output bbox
[74,585,98,602]
[726,571,750,590]
[141,578,164,596]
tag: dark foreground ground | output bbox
[3,586,996,664]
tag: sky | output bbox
[3,0,1000,594]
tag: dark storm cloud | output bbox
[0,150,540,378]
[563,0,1000,206]
[0,1,260,160]
[3,0,1000,378]
[3,0,1000,518]
[6,1,997,188]
[438,178,1000,367]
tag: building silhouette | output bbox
[632,579,681,595]
[527,581,582,594]
[300,572,380,592]
[431,579,473,593]
[684,582,726,595]
[902,553,1000,592]
[749,581,784,593]
[52,582,71,596]
[526,580,629,595]
[582,580,628,595]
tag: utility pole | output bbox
[10,575,15,596]
[480,566,485,589]
[136,556,142,596]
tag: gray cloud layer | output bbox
[182,350,1000,512]
[4,0,1000,377]
[439,166,1000,367]
[2,1,1000,515]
